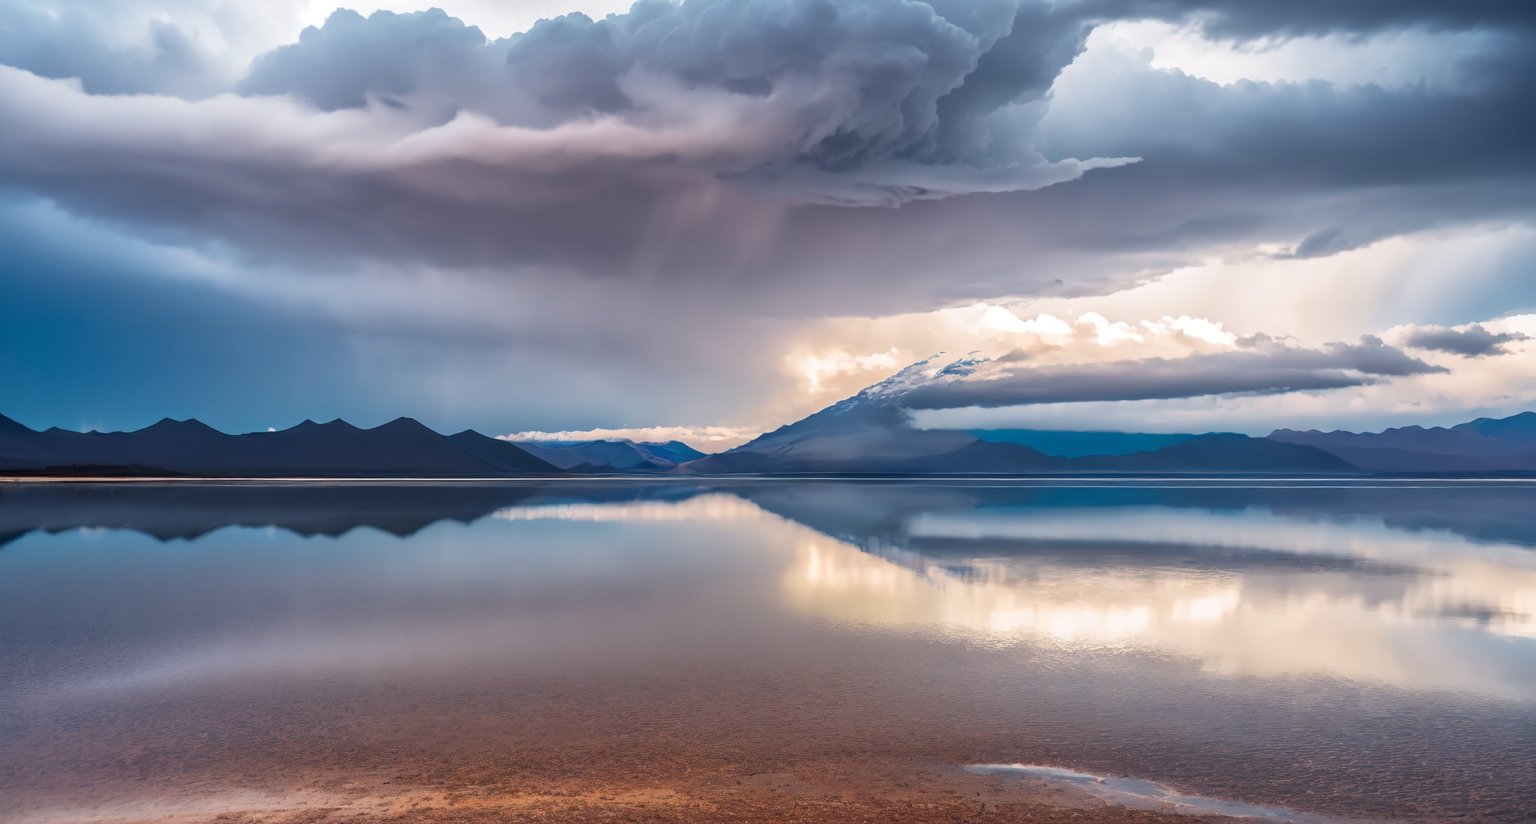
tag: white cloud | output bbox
[980,306,1073,339]
[794,348,903,393]
[1142,315,1237,347]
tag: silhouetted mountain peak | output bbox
[1455,410,1536,434]
[286,418,360,433]
[373,417,437,435]
[139,417,221,436]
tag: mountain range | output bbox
[1269,412,1536,472]
[4,355,1535,477]
[513,439,706,473]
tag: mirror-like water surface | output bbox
[2,481,1534,822]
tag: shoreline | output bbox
[5,473,1536,484]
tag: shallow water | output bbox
[2,480,1535,821]
[966,764,1333,822]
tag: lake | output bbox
[3,480,1534,822]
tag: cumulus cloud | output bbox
[239,8,504,112]
[1401,323,1531,357]
[796,348,903,392]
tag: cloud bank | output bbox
[898,336,1443,410]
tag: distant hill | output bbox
[1074,433,1356,473]
[1451,411,1536,449]
[1271,411,1536,472]
[510,439,706,473]
[971,429,1197,457]
[0,414,558,477]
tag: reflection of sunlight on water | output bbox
[966,764,1333,822]
[1405,567,1536,639]
[787,539,1238,645]
[491,494,762,523]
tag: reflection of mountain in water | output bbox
[4,480,1535,695]
[0,482,709,546]
[740,481,1536,553]
[6,480,1536,553]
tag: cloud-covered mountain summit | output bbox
[682,354,1357,474]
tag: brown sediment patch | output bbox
[14,758,1235,824]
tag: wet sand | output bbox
[12,762,1238,824]
[2,641,1409,824]
[3,637,1308,824]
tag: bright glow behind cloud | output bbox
[499,425,758,450]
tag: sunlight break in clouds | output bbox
[500,425,758,450]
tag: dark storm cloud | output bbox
[899,337,1444,409]
[235,1,1073,166]
[1074,0,1536,38]
[0,193,782,434]
[1016,33,1536,274]
[1402,324,1530,358]
[0,0,1533,320]
[239,8,501,112]
[0,1,1142,312]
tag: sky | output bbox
[2,0,1534,446]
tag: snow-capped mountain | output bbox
[680,354,1063,474]
[680,354,1355,475]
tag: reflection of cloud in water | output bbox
[908,508,1536,641]
[13,486,1536,704]
[909,507,1536,571]
[492,494,762,523]
[790,539,1240,644]
[782,518,1536,698]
